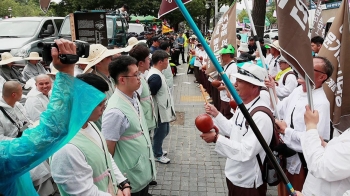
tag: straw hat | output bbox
[0,52,23,65]
[24,52,42,61]
[190,35,197,39]
[233,63,267,87]
[268,40,280,51]
[237,43,249,52]
[123,37,147,52]
[48,65,59,76]
[83,44,122,73]
[76,58,88,65]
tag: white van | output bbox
[128,23,145,34]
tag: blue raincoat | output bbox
[0,72,106,195]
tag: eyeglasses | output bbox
[238,68,263,82]
[121,72,142,79]
[314,69,327,75]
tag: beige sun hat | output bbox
[268,40,280,51]
[237,43,249,52]
[24,52,42,61]
[47,65,59,76]
[76,58,88,65]
[233,63,267,87]
[83,44,123,73]
[0,52,23,65]
[123,37,147,53]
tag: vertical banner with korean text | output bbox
[318,0,350,132]
[276,0,315,83]
[206,2,236,74]
[311,1,324,38]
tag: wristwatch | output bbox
[118,179,131,190]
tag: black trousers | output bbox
[179,46,185,62]
[172,49,180,64]
[131,185,150,196]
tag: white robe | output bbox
[25,88,50,122]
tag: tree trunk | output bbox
[252,0,266,38]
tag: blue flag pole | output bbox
[174,0,296,195]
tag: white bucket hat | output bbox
[83,44,122,73]
[24,52,42,61]
[190,35,197,39]
[268,40,280,51]
[233,63,266,87]
[123,37,147,52]
[0,52,23,65]
[237,43,249,52]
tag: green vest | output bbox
[105,90,156,193]
[140,77,157,130]
[56,123,117,196]
[147,67,176,123]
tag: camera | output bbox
[37,40,90,63]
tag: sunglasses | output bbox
[238,68,263,82]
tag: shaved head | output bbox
[2,81,22,97]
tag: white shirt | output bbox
[194,49,207,68]
[301,129,350,196]
[213,97,273,188]
[260,88,272,110]
[275,71,298,100]
[276,86,330,174]
[51,123,126,196]
[268,55,281,77]
[220,61,238,102]
[25,87,50,122]
[74,65,84,76]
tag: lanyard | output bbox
[235,97,260,135]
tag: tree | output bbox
[266,1,277,26]
[251,0,266,38]
[237,9,248,22]
[0,0,55,18]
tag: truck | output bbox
[58,10,129,48]
[0,17,64,59]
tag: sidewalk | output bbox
[149,63,278,196]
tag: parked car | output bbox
[263,29,278,44]
[0,17,64,59]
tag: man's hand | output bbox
[200,131,217,143]
[275,119,287,135]
[116,184,131,196]
[217,85,226,91]
[264,75,276,89]
[304,105,319,131]
[51,39,77,76]
[205,103,219,117]
[122,184,131,196]
[319,136,328,148]
[296,191,304,196]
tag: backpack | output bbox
[245,106,282,186]
[282,71,297,86]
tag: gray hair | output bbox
[314,56,334,83]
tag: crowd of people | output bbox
[0,24,349,196]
